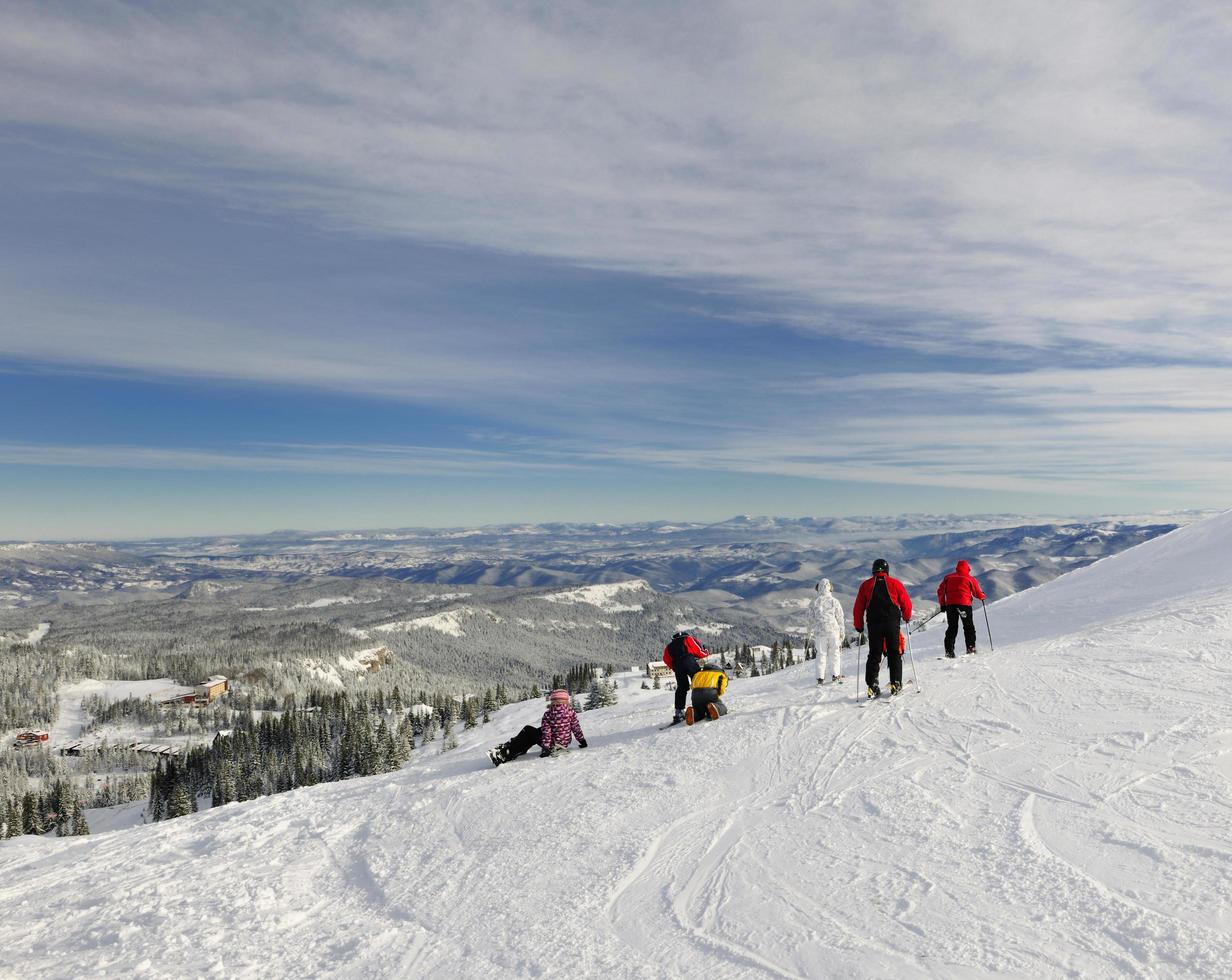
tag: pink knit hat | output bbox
[548,689,570,704]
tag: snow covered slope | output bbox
[3,514,1232,978]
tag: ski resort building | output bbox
[195,676,229,704]
[646,660,672,680]
[12,730,49,748]
[129,741,179,758]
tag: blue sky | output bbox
[2,1,1230,539]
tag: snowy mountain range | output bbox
[3,510,1230,978]
[0,513,1193,626]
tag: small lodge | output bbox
[646,660,673,680]
[12,730,50,749]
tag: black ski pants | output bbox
[501,725,542,759]
[865,619,903,689]
[673,657,703,713]
[690,686,728,717]
[944,605,977,654]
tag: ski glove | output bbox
[577,738,588,748]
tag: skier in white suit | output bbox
[807,579,845,684]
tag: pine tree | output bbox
[72,800,91,836]
[168,783,193,819]
[585,679,604,711]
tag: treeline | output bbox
[147,682,537,822]
[550,662,615,693]
[726,639,812,676]
[1,779,90,839]
[0,645,68,730]
[1,740,162,841]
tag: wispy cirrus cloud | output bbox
[0,440,581,477]
[3,1,1232,360]
[5,363,1229,506]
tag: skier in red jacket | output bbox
[663,631,708,725]
[853,558,913,698]
[937,560,986,657]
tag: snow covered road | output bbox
[3,513,1232,978]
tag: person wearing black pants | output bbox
[663,631,708,724]
[498,725,544,760]
[866,620,902,693]
[944,606,977,655]
[937,560,986,656]
[852,558,914,698]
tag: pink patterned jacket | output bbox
[540,704,585,751]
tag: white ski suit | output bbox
[807,579,845,679]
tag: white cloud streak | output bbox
[3,1,1232,359]
[6,365,1231,506]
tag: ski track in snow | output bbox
[4,512,1232,978]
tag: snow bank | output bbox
[538,580,651,612]
[291,596,365,609]
[373,610,473,637]
[965,507,1232,645]
[47,678,191,746]
[673,621,732,636]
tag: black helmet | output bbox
[872,558,889,574]
[671,630,690,639]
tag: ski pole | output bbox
[909,606,943,635]
[980,599,994,653]
[854,632,863,704]
[905,627,920,692]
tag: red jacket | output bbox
[853,573,913,631]
[937,560,986,607]
[663,634,707,670]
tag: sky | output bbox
[2,1,1231,539]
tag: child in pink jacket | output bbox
[488,690,587,766]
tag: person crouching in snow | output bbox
[685,662,729,725]
[488,689,587,766]
[807,579,846,684]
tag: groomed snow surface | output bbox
[4,514,1232,978]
